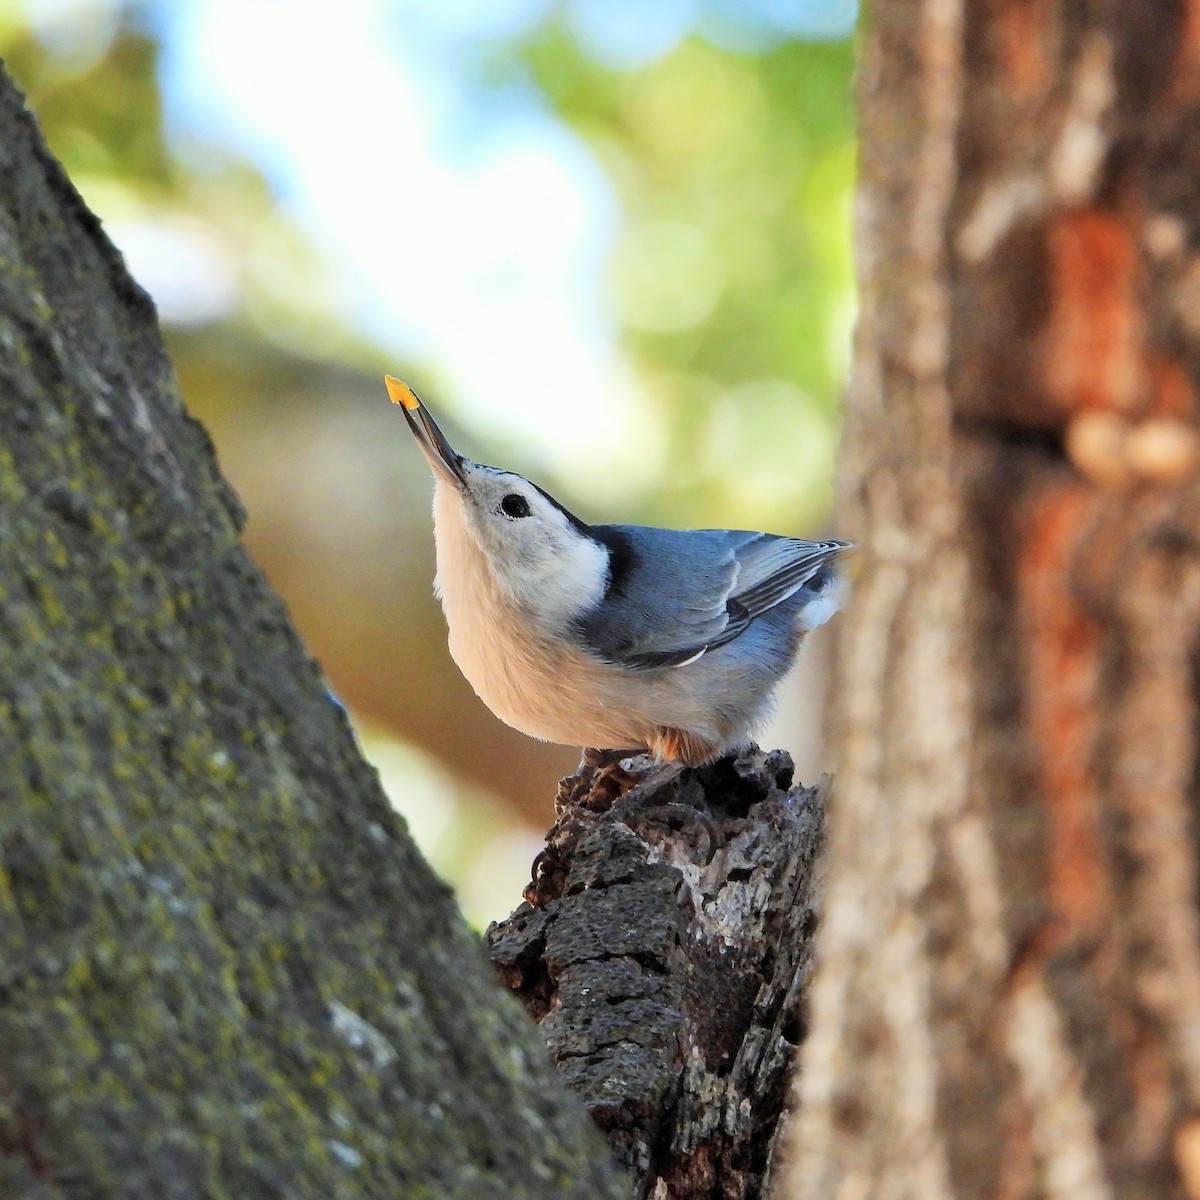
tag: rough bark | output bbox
[787,2,1200,1198]
[0,65,626,1200]
[487,748,824,1200]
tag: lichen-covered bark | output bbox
[787,1,1200,1197]
[487,749,824,1200]
[0,66,625,1200]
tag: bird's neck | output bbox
[431,482,608,632]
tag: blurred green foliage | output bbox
[4,5,856,532]
[4,7,855,525]
[513,24,855,528]
[2,19,172,184]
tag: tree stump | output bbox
[487,748,825,1200]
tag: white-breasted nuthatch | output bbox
[386,376,850,768]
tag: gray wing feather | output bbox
[577,528,850,670]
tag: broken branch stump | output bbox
[486,748,826,1200]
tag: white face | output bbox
[453,462,609,627]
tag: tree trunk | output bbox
[787,2,1200,1197]
[0,66,626,1200]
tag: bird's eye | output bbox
[499,493,531,519]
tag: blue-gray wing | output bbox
[576,526,850,670]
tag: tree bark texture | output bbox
[0,67,627,1200]
[787,3,1200,1198]
[487,749,824,1200]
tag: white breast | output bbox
[430,482,626,746]
[494,512,609,632]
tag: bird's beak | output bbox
[384,376,470,491]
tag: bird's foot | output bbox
[556,749,687,814]
[608,759,685,811]
[586,755,721,863]
[556,748,630,813]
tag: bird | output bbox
[385,375,850,775]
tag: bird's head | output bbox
[386,376,609,622]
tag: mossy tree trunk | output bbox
[787,1,1200,1197]
[0,65,625,1200]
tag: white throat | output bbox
[432,480,609,631]
[504,523,609,628]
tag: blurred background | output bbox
[2,0,857,924]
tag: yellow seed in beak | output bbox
[384,375,420,411]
